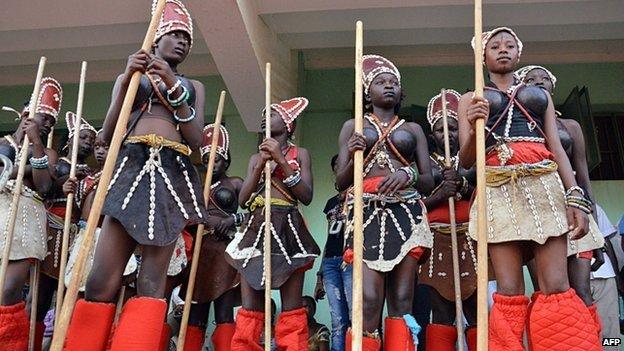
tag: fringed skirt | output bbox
[468,162,569,244]
[418,224,478,301]
[41,206,77,278]
[102,137,207,246]
[225,202,319,290]
[64,226,138,292]
[191,229,240,303]
[344,191,433,272]
[0,181,47,260]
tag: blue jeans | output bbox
[322,256,353,351]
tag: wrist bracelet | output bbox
[283,170,302,188]
[232,212,244,226]
[29,154,49,169]
[167,79,182,96]
[565,185,585,197]
[174,106,195,123]
[167,85,189,107]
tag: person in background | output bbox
[590,205,621,350]
[303,296,330,351]
[314,154,352,351]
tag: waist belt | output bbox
[125,134,191,156]
[485,160,557,187]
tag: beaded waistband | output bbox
[485,159,557,187]
[125,134,191,156]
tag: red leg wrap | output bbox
[345,330,382,351]
[109,297,167,351]
[183,325,205,351]
[489,293,528,351]
[159,323,171,351]
[528,289,601,351]
[384,317,415,351]
[0,302,29,351]
[212,323,235,351]
[64,299,115,351]
[425,324,456,351]
[465,326,477,351]
[231,308,263,351]
[275,307,308,351]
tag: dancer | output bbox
[63,1,207,350]
[179,124,243,351]
[516,64,605,337]
[0,77,62,349]
[62,130,137,294]
[458,27,600,350]
[419,89,478,350]
[226,97,320,351]
[336,54,434,350]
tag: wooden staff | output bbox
[114,286,126,325]
[28,262,40,351]
[473,1,488,350]
[177,90,227,350]
[0,56,46,303]
[441,89,465,350]
[55,61,88,322]
[46,127,54,149]
[263,62,272,351]
[352,20,364,351]
[49,2,167,349]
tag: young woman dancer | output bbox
[336,54,434,350]
[226,97,319,351]
[458,27,600,350]
[63,1,207,349]
[419,90,478,351]
[180,124,243,351]
[0,78,61,349]
[516,64,604,337]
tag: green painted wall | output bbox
[1,61,623,328]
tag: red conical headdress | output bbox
[270,97,309,134]
[362,54,401,95]
[201,124,229,160]
[153,0,193,49]
[25,77,62,123]
[427,89,461,128]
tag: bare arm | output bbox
[335,119,357,191]
[407,122,434,193]
[543,94,589,238]
[564,119,597,217]
[177,79,205,150]
[458,92,489,169]
[101,74,131,144]
[238,153,265,207]
[285,147,313,205]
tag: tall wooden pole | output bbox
[352,20,364,351]
[28,262,41,351]
[441,89,465,351]
[177,91,227,350]
[263,62,273,351]
[474,1,488,350]
[46,128,54,149]
[49,2,167,349]
[0,56,46,304]
[55,61,88,322]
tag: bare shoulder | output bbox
[559,118,582,133]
